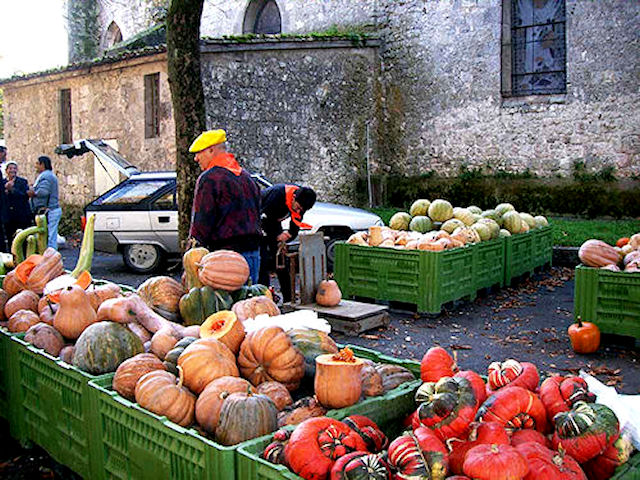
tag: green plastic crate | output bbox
[0,328,13,420]
[11,335,106,479]
[611,452,640,480]
[90,374,236,480]
[236,346,421,480]
[334,243,475,314]
[0,329,28,445]
[504,231,536,285]
[574,265,640,339]
[531,225,553,269]
[473,237,506,290]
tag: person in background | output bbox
[259,184,317,303]
[187,129,262,283]
[0,147,7,252]
[4,161,34,246]
[28,156,61,250]
[0,146,7,174]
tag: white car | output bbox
[59,139,383,273]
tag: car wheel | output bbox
[325,236,349,273]
[123,244,163,273]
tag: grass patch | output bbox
[367,207,640,247]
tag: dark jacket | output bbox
[261,184,302,241]
[5,176,32,225]
[189,167,261,252]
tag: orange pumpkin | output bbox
[200,310,245,354]
[113,353,166,400]
[616,237,630,248]
[150,326,182,360]
[197,250,249,291]
[237,326,305,391]
[86,282,122,311]
[24,322,65,356]
[177,337,239,394]
[231,296,280,322]
[578,240,620,268]
[134,367,196,427]
[0,289,9,321]
[256,381,294,411]
[4,290,39,319]
[25,247,64,294]
[568,317,600,354]
[195,376,253,434]
[3,270,26,297]
[8,309,40,333]
[315,280,342,307]
[314,347,364,408]
[137,276,184,321]
[53,285,97,340]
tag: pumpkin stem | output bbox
[577,316,583,328]
[490,444,499,454]
[176,365,185,388]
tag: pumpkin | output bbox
[25,247,64,294]
[14,254,44,284]
[510,429,551,448]
[568,317,600,354]
[262,428,290,466]
[231,296,280,322]
[539,376,596,421]
[178,286,233,326]
[59,345,75,364]
[39,303,58,325]
[5,289,39,319]
[134,367,196,427]
[277,396,327,427]
[137,276,184,321]
[53,284,97,340]
[215,390,278,445]
[387,427,449,480]
[487,359,539,392]
[551,401,619,463]
[315,279,341,307]
[0,289,9,321]
[342,415,388,452]
[200,310,245,354]
[330,451,392,480]
[475,386,547,433]
[360,361,384,397]
[73,321,145,374]
[415,376,479,441]
[8,309,40,333]
[163,336,198,375]
[97,294,168,333]
[455,370,487,408]
[24,322,65,356]
[286,328,338,380]
[515,442,586,480]
[3,270,26,296]
[374,363,416,392]
[112,353,166,400]
[182,247,209,290]
[195,376,254,434]
[616,237,630,248]
[177,337,239,394]
[231,283,272,303]
[421,346,458,383]
[256,381,293,411]
[448,422,510,475]
[581,436,633,480]
[127,322,152,344]
[198,250,249,291]
[284,417,368,480]
[86,282,121,311]
[237,326,305,391]
[578,240,620,268]
[315,347,364,409]
[463,444,528,480]
[149,326,182,360]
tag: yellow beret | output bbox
[189,129,227,153]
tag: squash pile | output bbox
[348,200,549,251]
[260,346,633,480]
[579,234,640,273]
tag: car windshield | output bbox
[95,179,171,205]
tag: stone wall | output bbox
[2,53,174,205]
[200,39,381,203]
[376,0,640,177]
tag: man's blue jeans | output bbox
[241,249,260,284]
[46,207,62,250]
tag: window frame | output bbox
[59,88,72,144]
[144,72,160,139]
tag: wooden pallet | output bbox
[294,300,389,335]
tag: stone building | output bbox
[1,0,638,205]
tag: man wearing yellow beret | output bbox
[187,129,261,282]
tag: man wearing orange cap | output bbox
[187,129,261,283]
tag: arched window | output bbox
[243,0,282,34]
[104,21,123,48]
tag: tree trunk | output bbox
[166,0,206,251]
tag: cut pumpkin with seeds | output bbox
[200,310,246,355]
